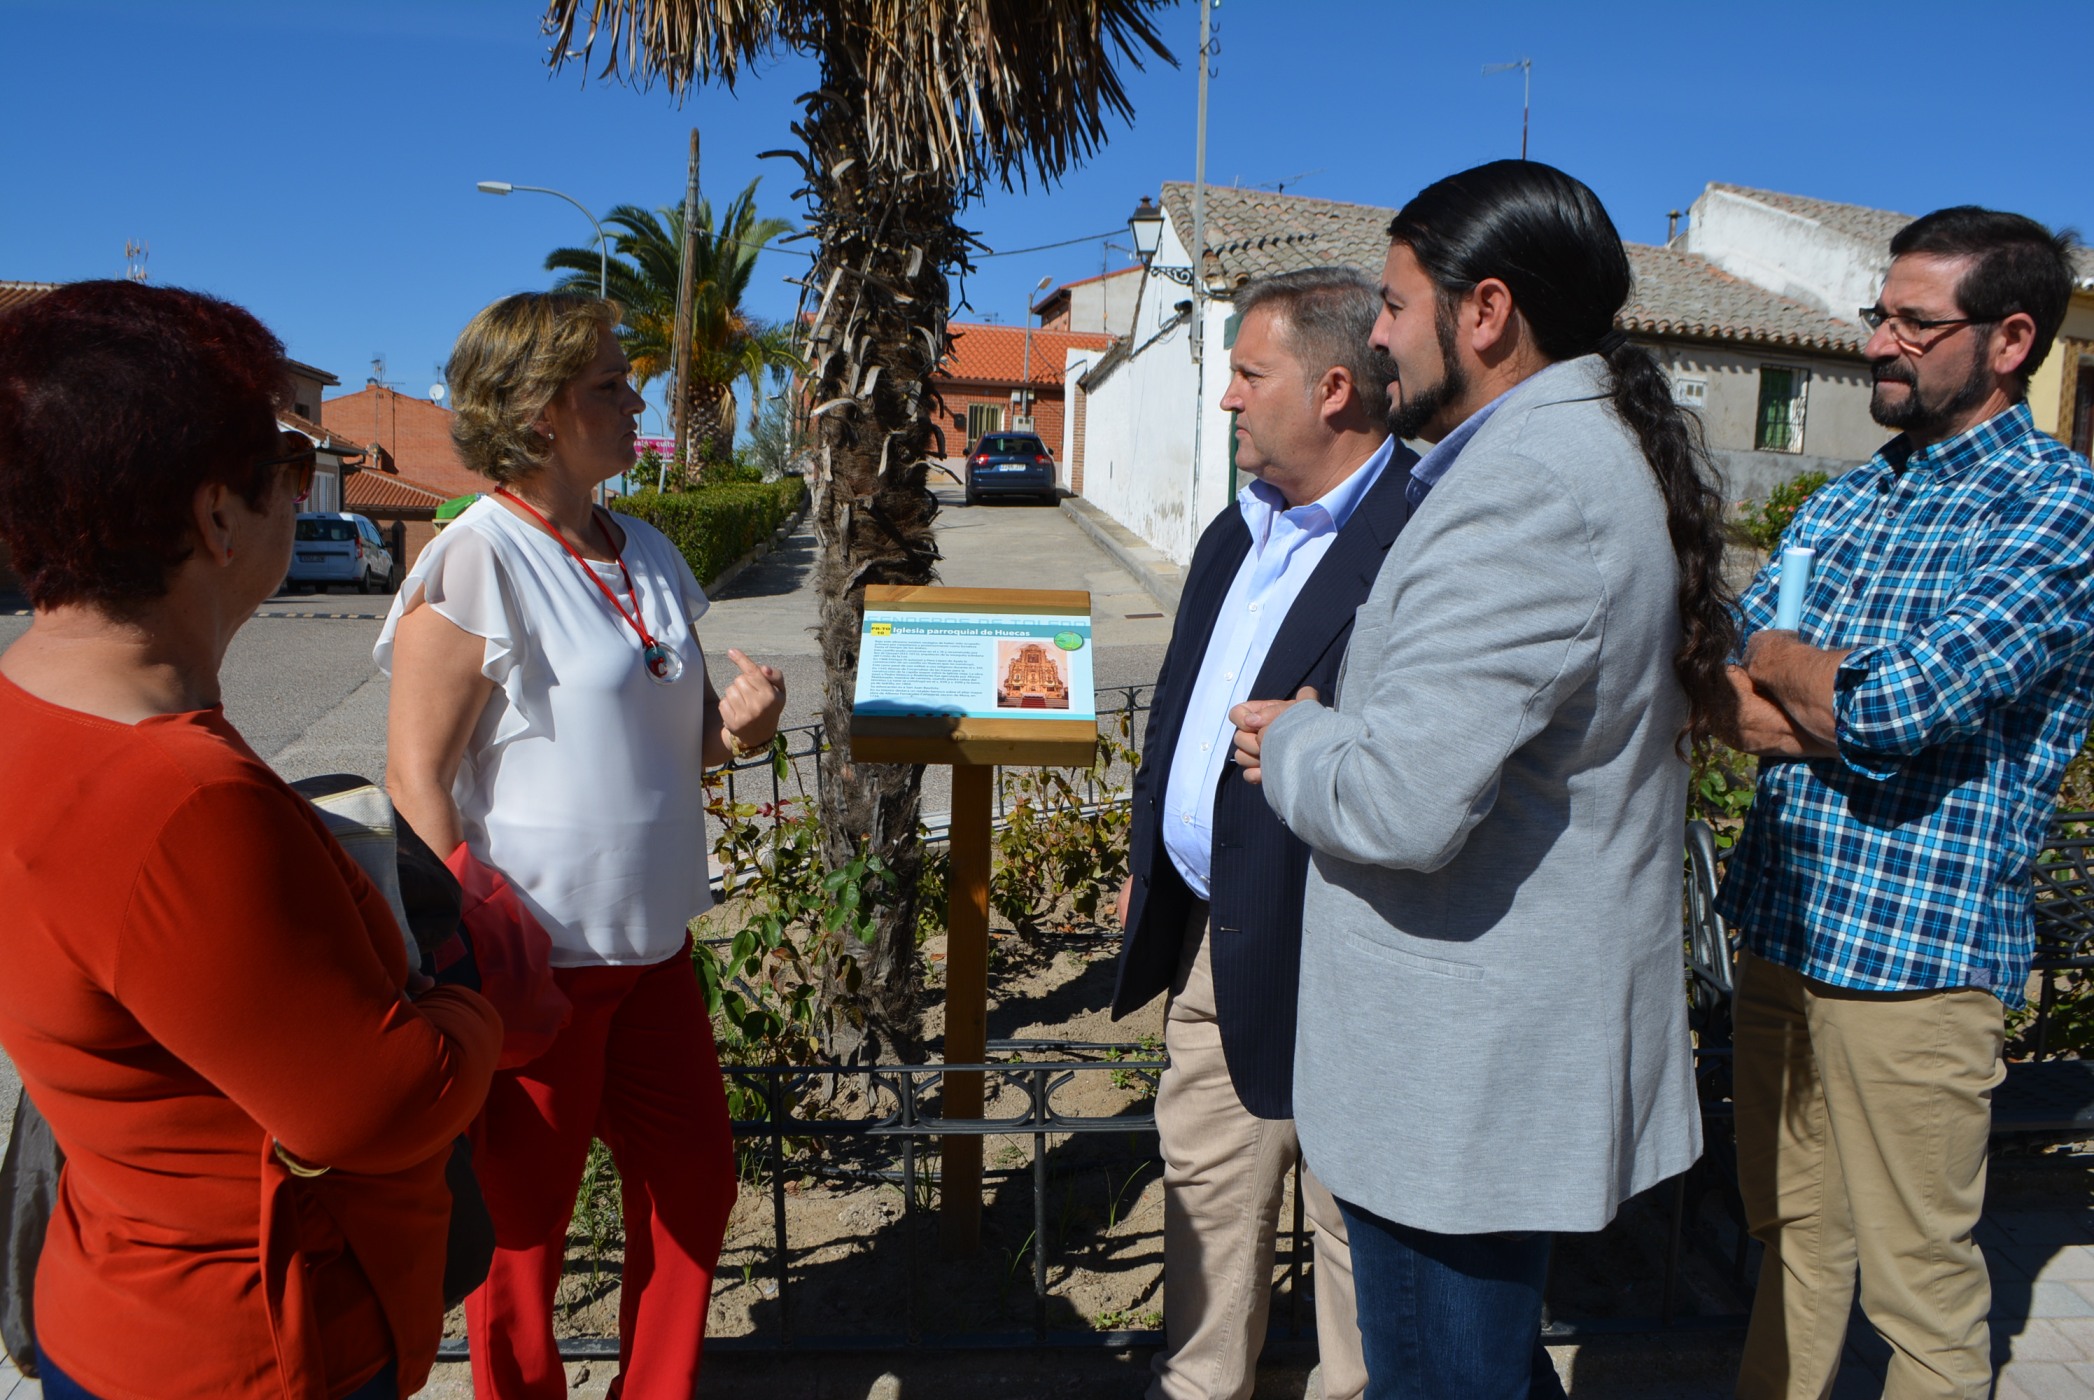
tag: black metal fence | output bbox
[464,691,1785,1361]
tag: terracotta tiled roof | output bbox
[346,470,451,512]
[1158,182,1393,286]
[1149,184,1864,354]
[938,323,1116,387]
[279,409,369,453]
[0,281,60,316]
[1621,244,1867,354]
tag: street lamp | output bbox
[1019,275,1055,427]
[1126,196,1164,267]
[477,180,608,298]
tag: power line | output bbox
[977,228,1124,258]
[570,223,1128,284]
[709,225,1124,262]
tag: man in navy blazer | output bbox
[1111,267,1415,1400]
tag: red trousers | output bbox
[465,941,737,1399]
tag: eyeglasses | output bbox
[258,429,317,504]
[1859,306,1993,352]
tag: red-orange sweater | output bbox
[0,675,502,1398]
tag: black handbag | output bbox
[0,1088,58,1376]
[291,775,493,1309]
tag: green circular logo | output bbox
[1053,630,1085,651]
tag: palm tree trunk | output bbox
[682,380,734,474]
[797,66,967,1066]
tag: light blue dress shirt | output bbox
[1161,437,1396,898]
[1403,386,1516,512]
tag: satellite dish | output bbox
[430,384,446,401]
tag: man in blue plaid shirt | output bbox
[1718,207,2094,1400]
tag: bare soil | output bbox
[447,900,1759,1358]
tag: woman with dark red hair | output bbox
[0,281,502,1400]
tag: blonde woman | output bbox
[378,292,784,1399]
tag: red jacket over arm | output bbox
[0,676,502,1398]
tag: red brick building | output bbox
[932,322,1115,476]
[323,385,480,569]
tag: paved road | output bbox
[698,484,1173,730]
[0,486,1173,774]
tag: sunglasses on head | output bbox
[258,429,318,504]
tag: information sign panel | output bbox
[848,585,1097,768]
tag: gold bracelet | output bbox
[274,1141,331,1178]
[727,730,760,760]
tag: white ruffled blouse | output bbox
[374,496,714,967]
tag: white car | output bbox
[287,512,396,593]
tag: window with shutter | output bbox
[1756,366,1809,453]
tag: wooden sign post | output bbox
[849,585,1098,1253]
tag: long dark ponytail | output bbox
[1388,160,1737,748]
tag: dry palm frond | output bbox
[542,0,1175,189]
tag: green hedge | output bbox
[616,477,807,587]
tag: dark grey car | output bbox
[963,432,1058,506]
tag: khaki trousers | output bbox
[1733,948,2005,1400]
[1149,910,1365,1400]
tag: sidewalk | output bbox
[12,1192,2094,1399]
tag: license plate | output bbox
[996,464,1027,473]
[297,552,326,562]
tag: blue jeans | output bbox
[1337,1198,1567,1400]
[36,1347,398,1399]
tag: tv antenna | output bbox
[123,239,150,282]
[1482,58,1533,160]
[1255,168,1325,195]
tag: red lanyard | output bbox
[494,487,662,655]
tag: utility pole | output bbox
[669,128,701,488]
[1019,275,1053,426]
[1188,0,1215,544]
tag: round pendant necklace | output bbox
[496,487,682,685]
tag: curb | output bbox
[706,490,811,594]
[1058,495,1183,614]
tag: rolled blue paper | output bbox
[1773,546,1815,631]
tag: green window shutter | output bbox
[1756,368,1797,452]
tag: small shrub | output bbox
[1690,742,1759,848]
[990,709,1140,935]
[1737,470,1831,553]
[618,477,806,586]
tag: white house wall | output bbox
[1076,217,1240,565]
[1657,342,1881,502]
[1060,346,1102,492]
[1079,310,1201,561]
[1684,187,1887,322]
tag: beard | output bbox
[1385,303,1468,442]
[1869,343,1994,438]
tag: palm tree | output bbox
[541,0,1175,1064]
[545,179,798,471]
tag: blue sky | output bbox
[4,0,2087,429]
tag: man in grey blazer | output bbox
[1231,162,1739,1398]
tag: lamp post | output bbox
[1127,196,1163,267]
[476,180,608,298]
[1019,274,1054,429]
